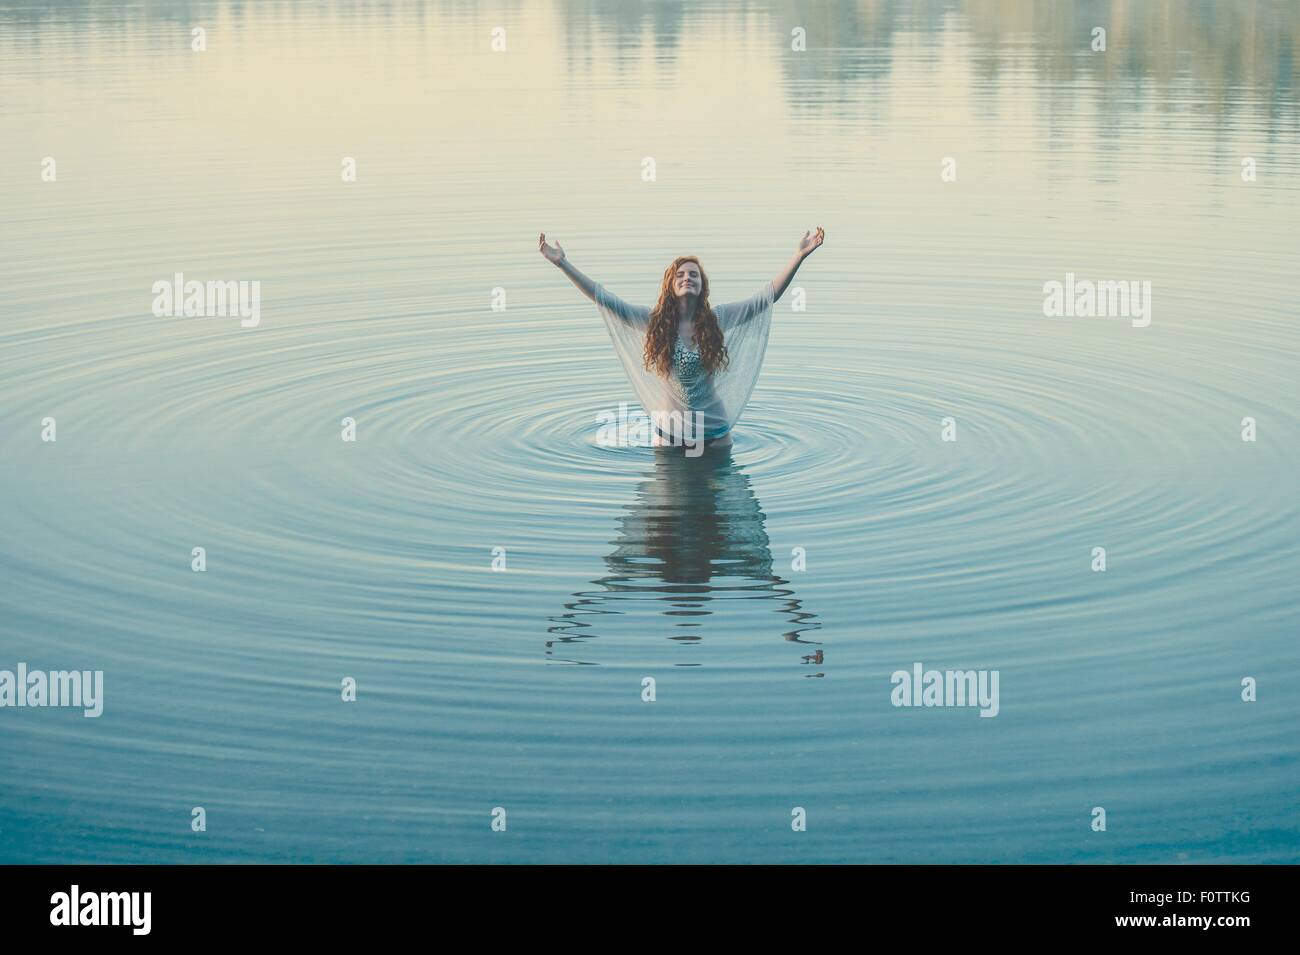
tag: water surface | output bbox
[1,0,1297,863]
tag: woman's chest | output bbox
[672,338,703,377]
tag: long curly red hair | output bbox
[643,256,729,377]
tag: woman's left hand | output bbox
[796,227,825,258]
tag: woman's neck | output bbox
[677,295,698,324]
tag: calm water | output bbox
[1,0,1297,864]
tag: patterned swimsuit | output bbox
[667,337,729,440]
[672,338,711,406]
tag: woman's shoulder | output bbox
[714,281,775,329]
[596,283,652,324]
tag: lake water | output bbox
[1,0,1297,864]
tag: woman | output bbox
[539,228,824,450]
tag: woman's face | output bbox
[673,261,702,298]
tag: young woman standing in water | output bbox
[539,228,824,450]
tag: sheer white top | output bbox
[593,280,776,440]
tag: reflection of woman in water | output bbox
[538,228,824,449]
[547,447,821,668]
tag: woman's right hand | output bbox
[538,232,566,265]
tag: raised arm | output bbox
[717,227,826,329]
[539,232,598,301]
[539,232,648,324]
[770,227,825,302]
